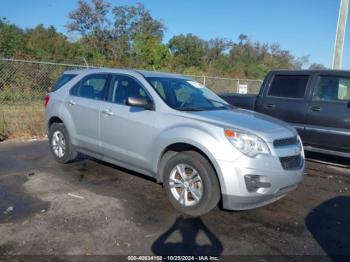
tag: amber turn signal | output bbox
[224,129,236,138]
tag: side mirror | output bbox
[127,97,154,110]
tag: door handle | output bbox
[103,109,114,116]
[265,103,276,109]
[68,100,76,106]
[310,106,321,112]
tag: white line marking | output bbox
[67,193,85,200]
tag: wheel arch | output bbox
[156,142,224,196]
[48,116,64,129]
[46,102,78,145]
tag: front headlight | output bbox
[224,128,270,157]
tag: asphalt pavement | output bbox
[0,140,349,260]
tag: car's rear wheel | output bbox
[49,123,77,164]
[163,151,220,216]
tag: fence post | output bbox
[203,75,206,86]
[237,79,240,93]
[83,57,89,68]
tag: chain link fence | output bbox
[185,75,262,94]
[0,58,88,140]
[0,58,262,140]
[0,59,89,105]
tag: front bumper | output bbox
[216,151,304,211]
[222,184,297,210]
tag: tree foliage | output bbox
[26,25,82,62]
[0,18,25,57]
[309,63,327,70]
[0,1,315,79]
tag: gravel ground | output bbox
[0,140,349,260]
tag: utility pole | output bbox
[332,0,349,69]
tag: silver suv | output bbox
[45,69,304,216]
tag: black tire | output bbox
[49,123,78,164]
[163,151,220,217]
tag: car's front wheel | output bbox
[49,123,77,164]
[163,151,220,216]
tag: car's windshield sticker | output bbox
[187,80,204,88]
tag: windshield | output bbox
[146,77,232,111]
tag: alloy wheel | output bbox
[52,130,66,158]
[169,163,203,207]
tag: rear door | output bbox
[255,73,311,139]
[66,74,110,154]
[306,74,350,152]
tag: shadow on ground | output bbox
[305,196,350,261]
[152,216,223,256]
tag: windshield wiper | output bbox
[175,99,234,111]
[206,99,236,110]
[176,106,205,111]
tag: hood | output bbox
[181,108,297,143]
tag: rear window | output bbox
[268,75,309,99]
[70,74,109,100]
[52,74,77,92]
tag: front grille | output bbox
[274,136,298,147]
[279,155,302,170]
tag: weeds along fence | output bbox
[0,58,89,140]
[0,58,262,140]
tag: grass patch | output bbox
[0,103,45,141]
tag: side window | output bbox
[52,74,77,92]
[268,75,309,99]
[70,74,109,100]
[313,76,350,102]
[108,75,151,105]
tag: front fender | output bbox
[151,125,233,193]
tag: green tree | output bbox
[112,2,164,41]
[226,35,308,78]
[0,18,25,57]
[168,34,207,70]
[309,63,327,70]
[67,0,112,62]
[1,2,315,80]
[112,2,165,64]
[133,33,169,69]
[67,0,165,66]
[26,25,82,62]
[206,38,232,65]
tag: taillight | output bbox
[44,95,50,108]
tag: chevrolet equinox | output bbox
[45,69,304,216]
